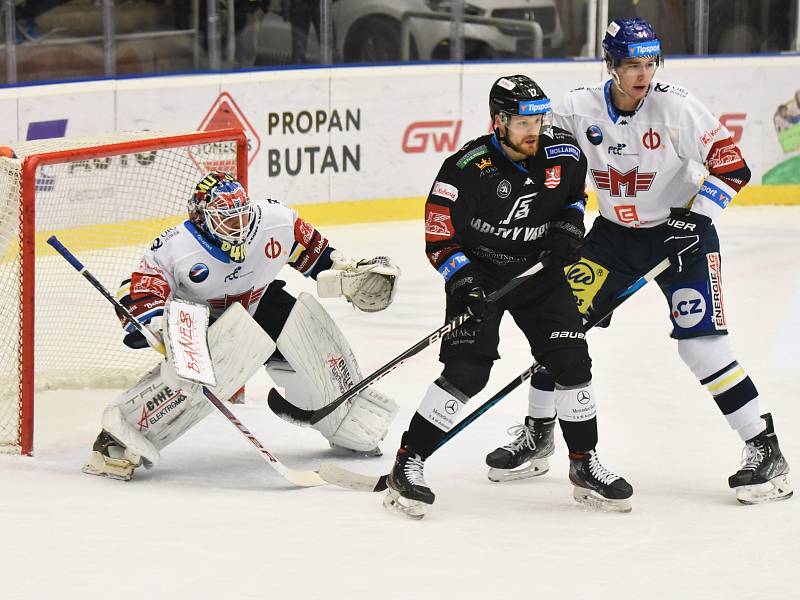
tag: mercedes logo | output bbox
[577,390,591,404]
[444,399,459,414]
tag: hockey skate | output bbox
[383,446,435,520]
[82,430,139,481]
[569,450,633,513]
[728,413,792,505]
[485,416,555,482]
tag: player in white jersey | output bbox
[485,18,791,505]
[83,171,401,481]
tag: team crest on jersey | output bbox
[208,286,266,311]
[544,166,561,188]
[545,144,580,162]
[189,263,210,283]
[591,165,656,197]
[496,179,512,198]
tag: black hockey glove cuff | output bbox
[664,208,712,273]
[445,266,496,323]
[538,219,585,268]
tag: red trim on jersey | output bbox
[290,217,330,275]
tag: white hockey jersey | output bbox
[119,199,331,331]
[553,79,750,228]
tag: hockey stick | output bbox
[317,257,672,492]
[268,261,546,426]
[47,235,326,488]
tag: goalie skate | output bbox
[82,430,139,481]
[569,450,632,513]
[729,413,792,505]
[486,416,555,482]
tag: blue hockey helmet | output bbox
[188,171,253,246]
[602,18,661,66]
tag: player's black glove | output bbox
[663,208,712,273]
[445,266,496,323]
[538,220,585,268]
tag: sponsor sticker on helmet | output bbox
[518,99,551,115]
[497,78,516,90]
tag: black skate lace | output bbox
[740,443,765,470]
[588,451,619,485]
[404,455,428,487]
[502,423,536,452]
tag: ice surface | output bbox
[2,207,798,599]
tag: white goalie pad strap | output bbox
[329,386,399,452]
[554,382,596,423]
[272,292,365,440]
[316,251,400,312]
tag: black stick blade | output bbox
[267,388,315,426]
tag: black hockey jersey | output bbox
[424,128,588,287]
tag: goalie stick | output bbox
[268,261,546,426]
[47,235,326,488]
[318,257,672,492]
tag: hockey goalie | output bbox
[84,170,401,481]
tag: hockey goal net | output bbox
[0,128,248,455]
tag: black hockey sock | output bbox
[404,413,448,459]
[559,417,598,453]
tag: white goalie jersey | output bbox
[553,79,750,229]
[119,199,331,331]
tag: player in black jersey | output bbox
[383,75,633,520]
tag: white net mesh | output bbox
[0,130,242,453]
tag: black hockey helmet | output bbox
[489,75,551,120]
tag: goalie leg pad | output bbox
[101,363,210,468]
[271,292,398,450]
[329,386,399,452]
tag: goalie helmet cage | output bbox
[0,128,248,456]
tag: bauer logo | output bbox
[402,120,462,153]
[189,263,210,283]
[193,92,260,173]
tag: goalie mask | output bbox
[189,171,253,251]
[489,75,553,148]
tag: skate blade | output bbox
[382,489,428,520]
[572,486,632,513]
[82,451,134,481]
[735,474,793,505]
[488,458,550,482]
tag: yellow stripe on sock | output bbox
[707,367,746,394]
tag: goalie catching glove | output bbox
[316,250,400,312]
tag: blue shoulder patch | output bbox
[184,220,231,263]
[544,144,581,162]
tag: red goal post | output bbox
[0,128,248,456]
